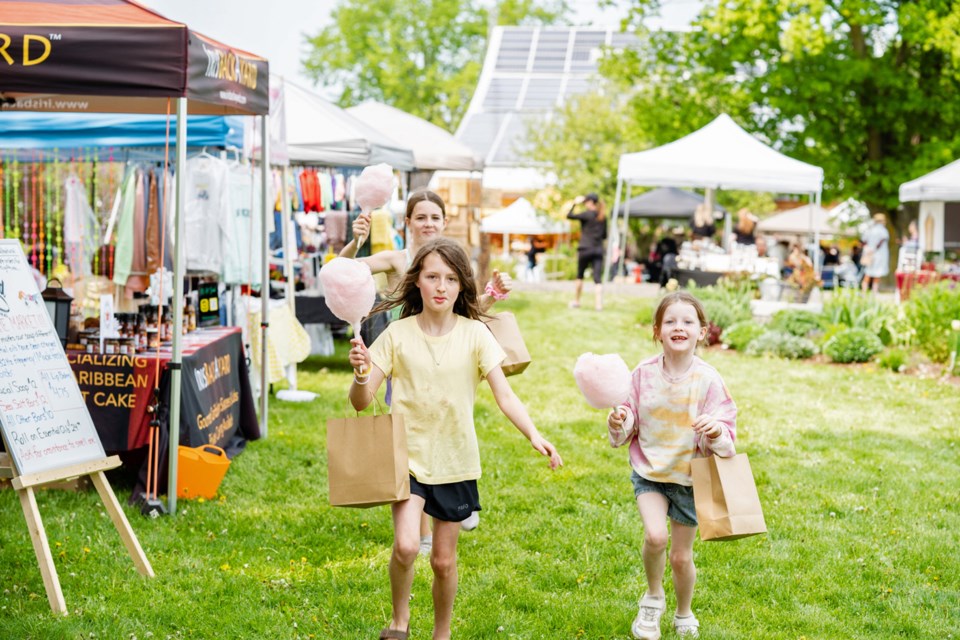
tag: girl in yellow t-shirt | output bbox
[347,237,562,640]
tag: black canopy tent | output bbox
[1,0,270,515]
[615,187,728,219]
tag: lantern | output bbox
[41,279,73,347]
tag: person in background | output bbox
[733,208,757,246]
[607,291,736,639]
[526,235,548,278]
[567,193,607,310]
[689,203,716,242]
[899,220,920,271]
[860,212,890,293]
[348,238,562,640]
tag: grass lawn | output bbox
[0,290,957,639]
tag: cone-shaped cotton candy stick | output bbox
[319,257,377,344]
[353,163,394,247]
[573,352,632,410]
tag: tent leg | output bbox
[167,97,188,516]
[259,114,270,438]
[604,178,624,282]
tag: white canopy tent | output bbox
[282,82,415,170]
[899,158,960,257]
[611,114,825,277]
[347,101,483,171]
[757,204,854,237]
[480,197,569,256]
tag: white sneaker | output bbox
[631,593,664,640]
[673,613,700,637]
[460,511,480,531]
[418,535,432,556]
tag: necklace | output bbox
[418,316,455,366]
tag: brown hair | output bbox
[406,189,446,220]
[371,238,484,320]
[736,208,756,234]
[652,291,708,345]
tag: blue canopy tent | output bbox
[0,113,244,159]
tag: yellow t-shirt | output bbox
[369,315,506,484]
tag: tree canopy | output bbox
[302,0,569,132]
[527,0,960,234]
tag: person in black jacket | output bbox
[567,193,607,310]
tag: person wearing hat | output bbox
[567,193,608,310]
[860,212,890,292]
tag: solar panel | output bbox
[457,26,641,170]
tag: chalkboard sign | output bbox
[0,240,107,477]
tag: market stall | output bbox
[897,159,960,300]
[610,114,825,283]
[1,0,270,514]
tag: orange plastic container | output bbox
[176,445,231,499]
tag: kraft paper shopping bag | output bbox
[485,311,531,376]
[691,453,767,541]
[326,412,409,508]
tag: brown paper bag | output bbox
[326,413,409,508]
[691,453,767,541]
[484,311,531,376]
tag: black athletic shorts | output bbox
[409,475,481,523]
[577,249,604,283]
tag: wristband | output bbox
[484,282,509,301]
[353,373,369,385]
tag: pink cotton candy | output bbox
[573,352,632,409]
[355,163,394,213]
[319,257,377,335]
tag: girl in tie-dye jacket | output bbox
[607,291,736,640]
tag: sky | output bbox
[138,0,703,97]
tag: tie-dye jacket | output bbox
[608,354,737,486]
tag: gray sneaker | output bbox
[673,613,700,638]
[631,593,664,640]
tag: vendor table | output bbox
[895,270,960,302]
[67,327,259,496]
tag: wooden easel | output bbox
[0,451,154,615]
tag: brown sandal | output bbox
[379,628,408,639]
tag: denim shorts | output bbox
[630,470,698,527]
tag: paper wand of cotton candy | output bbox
[318,257,377,345]
[572,352,632,411]
[353,163,394,247]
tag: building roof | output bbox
[456,26,637,173]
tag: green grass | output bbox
[1,291,958,639]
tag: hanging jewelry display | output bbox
[30,155,38,268]
[90,149,99,277]
[53,150,62,272]
[105,148,116,278]
[12,157,20,242]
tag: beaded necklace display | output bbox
[53,151,62,273]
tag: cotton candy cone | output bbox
[573,352,632,409]
[355,163,394,213]
[319,257,377,332]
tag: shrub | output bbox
[635,300,655,326]
[745,330,818,359]
[691,278,755,330]
[823,327,884,363]
[821,288,896,344]
[877,348,908,372]
[902,280,960,363]
[768,309,823,337]
[722,320,766,351]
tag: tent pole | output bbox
[259,114,270,437]
[618,182,633,283]
[281,164,297,391]
[604,177,624,282]
[812,192,822,279]
[167,97,188,516]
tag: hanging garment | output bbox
[112,169,138,289]
[370,208,394,255]
[222,163,263,286]
[182,154,228,273]
[146,170,162,274]
[63,172,100,277]
[324,209,348,254]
